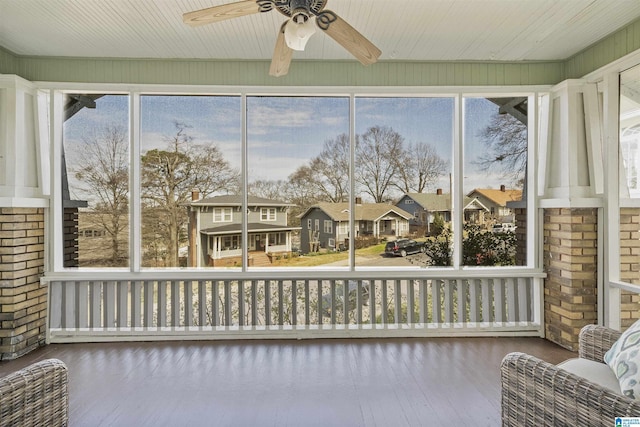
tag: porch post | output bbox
[0,76,49,359]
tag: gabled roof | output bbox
[191,195,293,207]
[468,189,522,207]
[300,203,413,222]
[400,193,481,212]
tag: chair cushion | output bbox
[557,358,621,394]
[604,319,640,399]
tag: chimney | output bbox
[500,185,506,192]
[436,188,442,196]
[191,189,200,201]
[355,197,362,204]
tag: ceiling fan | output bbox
[183,0,382,77]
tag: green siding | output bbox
[565,18,640,78]
[7,56,564,86]
[0,47,16,75]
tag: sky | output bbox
[64,93,515,200]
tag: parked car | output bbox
[492,223,516,233]
[384,239,425,257]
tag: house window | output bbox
[261,208,276,221]
[315,219,320,231]
[213,208,232,222]
[324,220,333,234]
[307,219,312,229]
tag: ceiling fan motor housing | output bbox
[273,0,327,18]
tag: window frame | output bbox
[45,84,544,276]
[213,208,232,223]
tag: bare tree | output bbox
[248,179,287,200]
[477,113,527,186]
[393,142,448,193]
[74,124,129,265]
[141,121,240,267]
[356,126,404,202]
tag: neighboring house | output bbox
[188,195,299,267]
[396,190,490,234]
[298,202,413,253]
[467,185,523,223]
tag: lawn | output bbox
[271,243,387,267]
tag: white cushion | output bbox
[557,358,621,394]
[604,319,640,399]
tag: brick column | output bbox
[543,208,598,351]
[619,208,640,329]
[0,208,47,360]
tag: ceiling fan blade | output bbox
[183,1,261,27]
[317,11,381,66]
[269,22,294,77]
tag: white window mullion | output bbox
[131,92,141,272]
[51,91,65,271]
[452,95,463,269]
[241,94,248,273]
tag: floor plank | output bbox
[0,337,575,426]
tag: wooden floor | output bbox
[0,337,575,427]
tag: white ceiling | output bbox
[2,0,640,63]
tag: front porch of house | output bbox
[0,335,575,426]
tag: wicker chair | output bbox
[0,358,68,427]
[501,325,640,426]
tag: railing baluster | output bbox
[432,279,442,324]
[406,280,414,324]
[292,280,298,327]
[507,278,518,322]
[143,281,154,328]
[212,281,219,327]
[481,278,491,323]
[304,280,310,325]
[356,280,363,325]
[494,278,506,323]
[104,281,116,328]
[456,279,466,323]
[278,280,284,326]
[468,279,480,323]
[251,280,258,327]
[394,280,402,325]
[265,280,272,326]
[330,280,337,325]
[316,280,323,326]
[343,280,349,326]
[158,281,167,328]
[444,280,454,324]
[184,281,193,327]
[198,280,207,327]
[238,280,245,327]
[419,279,426,324]
[49,282,62,329]
[369,280,376,326]
[518,278,530,322]
[170,281,180,327]
[381,280,388,325]
[61,281,71,329]
[77,281,89,329]
[224,280,232,326]
[131,281,142,328]
[117,281,128,328]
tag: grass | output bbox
[271,243,386,267]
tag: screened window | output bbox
[261,208,276,221]
[214,208,232,222]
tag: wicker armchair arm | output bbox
[0,358,69,427]
[501,352,640,427]
[579,324,622,363]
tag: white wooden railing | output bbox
[45,272,544,343]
